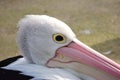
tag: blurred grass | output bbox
[0,0,120,63]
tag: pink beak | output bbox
[55,39,120,79]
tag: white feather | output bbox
[3,58,81,80]
[4,15,96,80]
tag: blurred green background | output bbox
[0,0,120,63]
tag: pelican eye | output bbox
[53,33,66,44]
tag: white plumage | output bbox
[4,58,82,80]
[1,15,120,80]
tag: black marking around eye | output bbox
[55,35,64,41]
[52,33,66,44]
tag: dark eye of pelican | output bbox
[53,33,66,44]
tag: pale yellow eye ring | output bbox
[53,33,66,44]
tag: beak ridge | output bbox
[56,39,120,78]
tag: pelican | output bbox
[0,15,120,80]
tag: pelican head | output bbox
[17,15,120,80]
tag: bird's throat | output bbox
[47,60,119,80]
